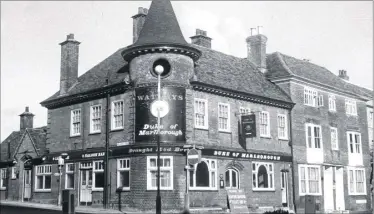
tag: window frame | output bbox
[345,99,357,116]
[304,87,317,107]
[34,165,52,192]
[117,158,130,191]
[70,108,81,137]
[92,161,104,191]
[218,103,231,132]
[259,111,271,138]
[347,167,366,195]
[298,164,322,196]
[225,168,239,189]
[65,163,75,189]
[347,131,362,155]
[189,158,217,191]
[111,100,125,131]
[146,156,174,191]
[277,114,288,140]
[239,107,251,115]
[328,95,336,111]
[330,127,339,150]
[194,98,208,130]
[305,123,323,149]
[0,168,6,190]
[90,105,102,134]
[317,95,324,107]
[252,162,275,191]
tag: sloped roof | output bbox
[266,52,373,100]
[132,0,188,47]
[0,126,47,161]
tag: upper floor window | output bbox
[218,103,230,132]
[306,124,322,149]
[117,158,130,190]
[90,105,102,133]
[328,95,336,111]
[345,99,357,116]
[304,87,317,107]
[147,156,173,190]
[194,98,208,129]
[0,168,6,190]
[348,168,366,195]
[330,127,338,150]
[317,95,324,107]
[240,107,251,115]
[347,132,361,154]
[190,159,217,190]
[260,111,270,137]
[252,162,274,191]
[299,165,321,195]
[65,163,75,189]
[277,114,288,140]
[112,100,124,130]
[70,109,81,136]
[225,168,239,189]
[35,165,52,191]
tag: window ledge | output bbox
[260,136,272,139]
[0,188,6,191]
[116,187,130,192]
[65,188,74,190]
[189,187,218,191]
[92,188,104,192]
[111,128,124,133]
[348,193,367,196]
[194,127,208,131]
[253,188,275,192]
[218,130,231,134]
[278,137,289,141]
[70,135,81,138]
[299,193,322,196]
[147,188,174,191]
[331,149,339,151]
[88,132,101,136]
[34,189,51,193]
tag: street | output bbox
[0,205,89,214]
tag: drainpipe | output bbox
[289,111,297,213]
[103,78,111,209]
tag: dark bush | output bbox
[263,209,289,214]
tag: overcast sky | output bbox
[1,1,372,141]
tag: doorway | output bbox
[80,162,93,205]
[324,166,345,212]
[281,171,288,207]
[23,170,32,201]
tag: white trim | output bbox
[328,94,336,112]
[252,162,275,191]
[225,167,239,189]
[194,98,208,130]
[34,165,52,191]
[146,156,173,191]
[277,114,288,140]
[117,158,130,191]
[304,86,318,107]
[298,164,322,196]
[260,111,271,138]
[92,161,104,191]
[347,167,367,195]
[347,131,363,166]
[345,99,358,116]
[65,163,75,189]
[330,127,339,150]
[70,108,81,137]
[218,102,231,132]
[305,123,323,149]
[111,100,125,131]
[89,105,102,134]
[189,158,218,191]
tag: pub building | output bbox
[0,0,297,212]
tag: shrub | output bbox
[263,209,289,214]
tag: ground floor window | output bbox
[93,161,104,190]
[348,167,366,195]
[117,158,130,190]
[65,163,75,189]
[0,168,6,190]
[225,168,239,189]
[298,164,321,195]
[147,156,173,190]
[35,165,52,191]
[252,162,274,191]
[190,159,217,190]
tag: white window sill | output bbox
[304,104,316,107]
[331,148,339,151]
[92,188,104,192]
[299,192,322,196]
[218,130,231,133]
[34,189,51,193]
[65,188,74,190]
[89,131,101,135]
[278,137,289,141]
[117,187,130,191]
[147,187,173,191]
[111,127,124,132]
[253,188,275,192]
[0,187,6,191]
[70,134,81,137]
[328,109,336,112]
[260,135,271,139]
[348,192,367,196]
[195,127,208,131]
[189,187,218,191]
[346,114,358,117]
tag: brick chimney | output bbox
[338,70,349,81]
[59,34,80,95]
[132,7,148,43]
[19,106,34,131]
[190,29,212,48]
[246,27,267,73]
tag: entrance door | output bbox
[281,171,288,207]
[80,169,92,205]
[24,170,32,200]
[324,166,345,212]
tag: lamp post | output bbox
[57,153,68,206]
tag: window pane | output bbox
[45,175,51,189]
[258,165,268,188]
[120,171,130,187]
[67,174,74,189]
[37,176,43,189]
[232,171,237,188]
[95,172,104,188]
[196,162,209,187]
[225,170,230,186]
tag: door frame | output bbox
[79,162,93,206]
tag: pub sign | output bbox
[241,114,256,138]
[135,87,186,143]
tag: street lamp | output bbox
[155,64,163,214]
[57,152,68,206]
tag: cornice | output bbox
[190,81,294,110]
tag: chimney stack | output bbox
[59,34,80,95]
[246,27,267,73]
[190,29,212,48]
[20,106,34,131]
[132,7,148,43]
[338,70,349,81]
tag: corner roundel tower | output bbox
[122,0,200,145]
